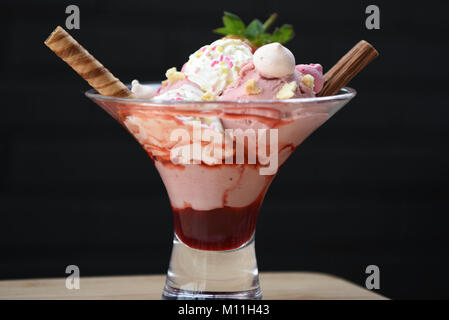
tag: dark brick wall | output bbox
[1,0,448,299]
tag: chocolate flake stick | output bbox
[318,40,379,97]
[45,26,135,98]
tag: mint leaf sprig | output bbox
[213,12,295,48]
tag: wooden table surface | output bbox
[0,272,386,300]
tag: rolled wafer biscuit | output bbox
[45,26,135,98]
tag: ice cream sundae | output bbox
[123,36,330,252]
[45,11,378,299]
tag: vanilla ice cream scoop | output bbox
[253,43,295,78]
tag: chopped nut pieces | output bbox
[301,74,314,89]
[245,79,262,95]
[276,81,297,100]
[165,67,185,84]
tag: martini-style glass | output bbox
[86,85,356,300]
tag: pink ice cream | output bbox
[296,63,324,93]
[137,38,254,102]
[219,61,316,100]
[219,43,323,100]
[152,67,204,101]
[132,41,324,102]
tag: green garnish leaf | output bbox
[213,12,295,48]
[220,11,245,36]
[244,19,264,39]
[213,27,230,35]
[252,33,272,47]
[271,24,295,44]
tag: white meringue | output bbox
[253,43,295,78]
[131,80,157,99]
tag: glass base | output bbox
[162,234,261,300]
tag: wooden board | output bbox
[0,272,387,300]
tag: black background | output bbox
[1,0,448,299]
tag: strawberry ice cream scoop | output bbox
[219,61,315,101]
[153,67,204,101]
[219,43,321,101]
[295,64,324,93]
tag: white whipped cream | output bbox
[183,38,253,95]
[253,43,295,78]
